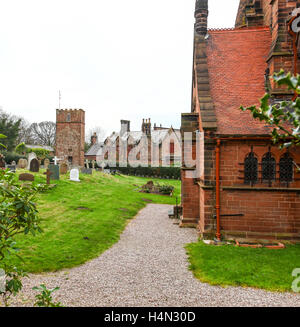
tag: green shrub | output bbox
[114,166,181,180]
[2,152,26,164]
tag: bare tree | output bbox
[30,121,56,147]
[16,118,34,144]
[86,126,106,145]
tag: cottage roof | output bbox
[85,143,104,156]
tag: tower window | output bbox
[261,150,276,185]
[67,113,71,122]
[279,152,293,183]
[244,150,258,185]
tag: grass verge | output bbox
[186,241,300,292]
[6,170,180,273]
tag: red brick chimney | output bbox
[91,132,98,145]
[141,118,151,136]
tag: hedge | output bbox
[2,152,27,164]
[114,166,181,180]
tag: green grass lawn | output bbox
[186,241,300,292]
[6,169,180,273]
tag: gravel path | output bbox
[11,204,300,307]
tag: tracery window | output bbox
[244,150,258,185]
[279,152,293,183]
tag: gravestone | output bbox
[60,162,68,175]
[19,173,34,182]
[85,159,90,168]
[11,161,16,166]
[91,160,96,169]
[30,158,40,172]
[17,158,28,169]
[70,168,80,182]
[27,152,37,169]
[49,164,60,180]
[103,169,111,174]
[6,165,16,173]
[0,157,5,168]
[44,158,50,169]
[81,168,92,175]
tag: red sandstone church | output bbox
[180,0,300,241]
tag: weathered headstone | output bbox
[81,168,92,175]
[85,159,90,169]
[27,152,37,170]
[11,161,16,166]
[70,168,80,182]
[91,160,96,169]
[30,158,40,172]
[19,173,35,182]
[103,169,111,174]
[17,158,28,169]
[60,162,68,175]
[44,158,50,169]
[6,165,16,173]
[49,164,60,180]
[0,157,5,168]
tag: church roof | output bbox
[195,26,273,135]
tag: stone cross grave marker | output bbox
[43,169,52,185]
[30,158,40,173]
[70,168,80,182]
[92,160,96,169]
[53,156,62,165]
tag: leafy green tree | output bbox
[241,71,300,148]
[0,170,45,306]
[0,111,21,152]
[0,134,7,149]
[15,142,27,154]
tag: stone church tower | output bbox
[56,109,85,167]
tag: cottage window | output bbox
[261,151,276,185]
[244,152,258,185]
[279,152,293,183]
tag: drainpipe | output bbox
[288,15,299,101]
[215,139,221,241]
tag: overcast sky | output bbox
[0,0,240,138]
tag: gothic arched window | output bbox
[261,151,276,185]
[279,152,293,183]
[244,151,258,185]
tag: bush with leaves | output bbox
[0,169,46,306]
[241,71,300,148]
[33,284,62,307]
